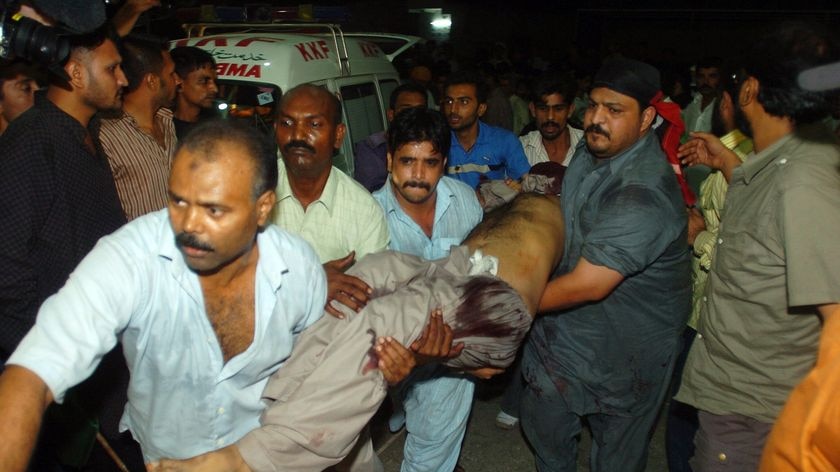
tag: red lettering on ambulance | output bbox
[194,38,228,47]
[307,42,324,59]
[244,65,261,78]
[227,64,247,76]
[318,40,329,58]
[235,37,280,47]
[296,43,314,61]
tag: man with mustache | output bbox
[0,120,338,471]
[520,72,584,168]
[372,107,482,471]
[442,70,530,189]
[520,57,691,472]
[171,46,218,140]
[271,84,389,316]
[680,57,724,196]
[681,57,723,140]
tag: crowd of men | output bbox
[0,2,839,472]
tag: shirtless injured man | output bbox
[155,192,565,472]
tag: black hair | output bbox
[66,25,110,54]
[387,107,450,157]
[530,72,578,105]
[695,56,723,72]
[176,119,278,199]
[389,82,427,110]
[280,83,343,124]
[120,36,167,93]
[743,21,838,124]
[0,60,38,100]
[444,70,488,104]
[170,46,216,80]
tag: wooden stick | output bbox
[96,431,131,472]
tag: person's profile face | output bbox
[156,51,181,108]
[0,74,38,122]
[387,140,445,206]
[178,64,218,110]
[81,39,128,112]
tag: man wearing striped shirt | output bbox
[100,37,181,221]
[373,107,482,472]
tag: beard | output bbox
[734,101,753,139]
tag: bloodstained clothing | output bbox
[522,131,690,471]
[237,246,531,472]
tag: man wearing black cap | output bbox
[519,57,691,472]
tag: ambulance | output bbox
[172,23,404,175]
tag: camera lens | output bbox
[6,15,69,66]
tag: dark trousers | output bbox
[666,326,699,472]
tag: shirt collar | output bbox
[523,130,543,149]
[155,210,288,292]
[583,131,655,174]
[276,160,340,215]
[738,133,793,184]
[380,175,453,226]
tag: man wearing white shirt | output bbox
[520,73,584,168]
[0,121,328,470]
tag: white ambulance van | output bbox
[172,23,402,175]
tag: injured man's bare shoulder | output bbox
[465,192,564,315]
[153,193,565,472]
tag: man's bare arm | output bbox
[0,365,53,472]
[538,257,624,313]
[151,445,250,472]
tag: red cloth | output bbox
[650,91,696,206]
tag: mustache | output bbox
[283,140,316,154]
[585,123,610,138]
[175,232,214,252]
[540,120,560,129]
[402,181,431,190]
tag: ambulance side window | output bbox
[379,80,398,112]
[339,82,384,152]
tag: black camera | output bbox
[0,3,69,66]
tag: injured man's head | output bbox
[443,276,533,372]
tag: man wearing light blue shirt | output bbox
[373,108,482,471]
[0,121,327,470]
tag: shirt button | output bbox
[697,333,703,340]
[718,452,727,462]
[779,158,787,164]
[216,439,224,446]
[703,296,708,302]
[217,407,225,415]
[717,238,723,245]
